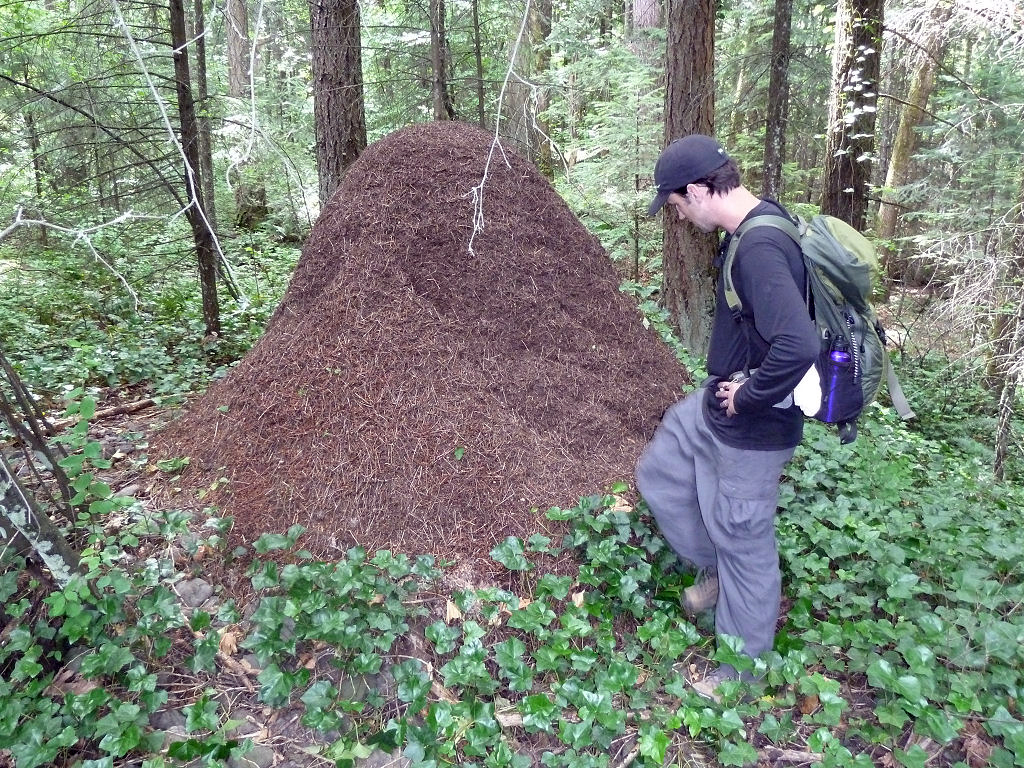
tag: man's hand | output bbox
[716,379,743,417]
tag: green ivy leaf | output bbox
[98,723,142,757]
[183,695,220,732]
[425,620,461,654]
[717,737,758,766]
[712,634,753,673]
[637,724,669,764]
[10,724,77,768]
[80,643,136,677]
[188,631,219,673]
[258,663,300,708]
[758,712,794,743]
[301,680,336,712]
[167,738,236,761]
[866,658,897,691]
[558,717,592,748]
[875,701,909,729]
[893,744,929,768]
[917,709,962,744]
[253,532,293,553]
[393,658,430,710]
[508,599,556,633]
[544,505,574,521]
[490,537,533,571]
[520,694,558,733]
[527,533,552,552]
[155,456,190,473]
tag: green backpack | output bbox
[723,213,914,443]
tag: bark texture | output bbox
[170,0,220,336]
[471,0,485,126]
[877,0,953,278]
[310,0,368,206]
[225,0,251,100]
[634,0,659,28]
[662,0,718,356]
[1,456,79,585]
[821,0,883,230]
[992,168,1024,480]
[531,0,553,176]
[192,0,218,232]
[762,0,793,200]
[430,0,456,121]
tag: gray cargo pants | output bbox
[636,391,794,667]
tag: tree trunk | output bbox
[506,2,534,151]
[994,331,1020,481]
[662,0,718,356]
[762,0,793,201]
[192,0,218,232]
[532,0,553,176]
[726,34,749,147]
[225,0,251,100]
[225,0,268,229]
[876,0,952,278]
[22,70,48,246]
[821,0,883,230]
[471,0,486,127]
[170,0,220,336]
[0,350,73,520]
[310,0,368,207]
[430,0,456,121]
[989,167,1024,479]
[634,0,659,28]
[0,452,79,586]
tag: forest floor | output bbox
[4,123,1009,768]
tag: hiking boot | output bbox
[690,666,736,704]
[681,567,718,616]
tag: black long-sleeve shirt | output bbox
[703,201,820,450]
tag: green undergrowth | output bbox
[3,401,1024,767]
[3,244,1024,766]
[0,229,299,404]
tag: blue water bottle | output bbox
[822,345,852,422]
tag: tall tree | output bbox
[192,0,218,232]
[762,0,793,200]
[531,0,554,176]
[225,0,251,100]
[992,167,1024,480]
[310,0,368,206]
[471,0,486,126]
[633,0,659,29]
[821,0,883,230]
[661,0,718,355]
[170,0,221,336]
[224,0,268,228]
[876,0,953,275]
[430,0,456,120]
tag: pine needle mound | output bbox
[160,121,689,566]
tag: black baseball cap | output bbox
[647,135,731,216]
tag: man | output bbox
[637,135,819,702]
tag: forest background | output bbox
[2,0,1024,766]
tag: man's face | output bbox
[666,187,716,233]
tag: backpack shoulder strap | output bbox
[723,214,802,317]
[884,355,916,421]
